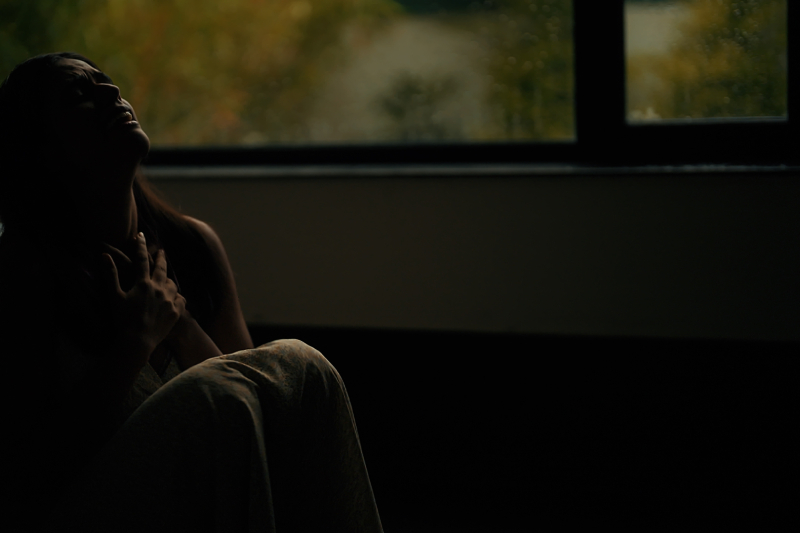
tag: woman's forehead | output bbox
[55,58,97,76]
[51,57,112,87]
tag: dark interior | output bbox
[250,324,798,530]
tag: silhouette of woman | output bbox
[0,52,382,532]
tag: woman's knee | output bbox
[135,341,346,426]
[130,357,263,430]
[256,338,332,367]
[225,339,340,382]
[226,339,347,410]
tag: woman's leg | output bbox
[53,340,383,533]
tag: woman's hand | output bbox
[102,232,185,372]
[100,241,153,293]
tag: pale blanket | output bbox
[47,340,384,533]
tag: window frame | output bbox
[144,0,798,168]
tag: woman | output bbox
[0,53,383,532]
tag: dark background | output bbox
[251,324,799,531]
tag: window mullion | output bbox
[787,0,800,157]
[573,0,626,165]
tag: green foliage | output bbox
[1,0,402,145]
[458,0,574,140]
[377,72,461,140]
[628,0,787,120]
[370,0,574,141]
[0,0,574,144]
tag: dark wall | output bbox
[150,168,800,342]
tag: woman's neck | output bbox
[74,184,138,250]
[93,188,137,248]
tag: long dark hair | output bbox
[0,52,222,335]
[133,173,223,330]
[0,52,92,234]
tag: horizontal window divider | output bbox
[142,163,799,181]
[143,142,579,167]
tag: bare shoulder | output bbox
[182,215,254,350]
[183,216,229,263]
[184,216,223,248]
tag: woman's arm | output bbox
[163,308,222,369]
[107,218,252,370]
[184,216,254,353]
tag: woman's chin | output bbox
[131,129,151,160]
[109,127,150,163]
[64,131,151,174]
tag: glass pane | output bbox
[0,0,574,145]
[626,0,787,122]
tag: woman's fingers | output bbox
[152,249,168,283]
[162,276,179,298]
[174,292,187,315]
[134,232,150,280]
[102,253,124,298]
[103,235,186,351]
[101,243,133,268]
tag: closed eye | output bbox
[59,70,115,105]
[61,79,90,105]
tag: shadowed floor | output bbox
[250,325,799,531]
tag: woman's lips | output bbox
[107,110,136,130]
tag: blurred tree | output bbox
[0,0,401,145]
[445,0,574,140]
[377,72,461,140]
[627,0,786,120]
[1,0,574,144]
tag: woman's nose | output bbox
[95,82,122,105]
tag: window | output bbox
[1,0,795,166]
[0,0,575,145]
[626,0,787,122]
[575,0,795,166]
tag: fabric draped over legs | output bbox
[52,340,384,533]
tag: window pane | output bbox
[625,0,787,122]
[0,0,574,145]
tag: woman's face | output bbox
[46,58,150,171]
